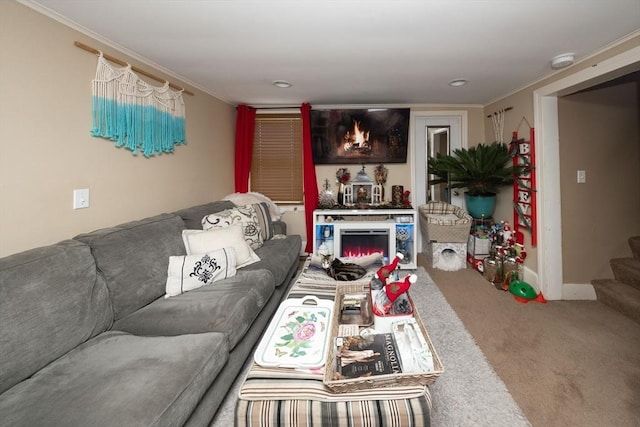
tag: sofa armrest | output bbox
[273,220,287,235]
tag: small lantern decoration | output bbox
[343,165,382,206]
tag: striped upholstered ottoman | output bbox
[235,367,432,426]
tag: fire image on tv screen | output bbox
[310,108,410,164]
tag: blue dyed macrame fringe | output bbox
[91,55,186,157]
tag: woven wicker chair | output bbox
[418,202,472,243]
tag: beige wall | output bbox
[484,34,640,276]
[483,89,540,270]
[313,106,485,205]
[559,80,640,282]
[4,1,637,276]
[0,2,235,257]
[283,106,486,248]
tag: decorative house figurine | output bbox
[343,165,382,206]
[372,185,382,204]
[343,185,354,205]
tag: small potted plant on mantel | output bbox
[427,141,521,219]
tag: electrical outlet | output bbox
[577,170,586,184]
[73,188,90,209]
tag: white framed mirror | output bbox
[427,126,450,203]
[411,112,466,213]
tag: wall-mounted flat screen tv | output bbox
[310,108,410,164]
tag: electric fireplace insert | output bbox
[340,229,390,259]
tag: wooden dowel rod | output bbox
[74,41,194,96]
[487,106,512,118]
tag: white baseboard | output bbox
[521,266,596,300]
[521,265,538,291]
[562,283,597,300]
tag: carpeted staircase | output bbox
[592,236,640,324]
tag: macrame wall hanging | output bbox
[91,53,186,157]
[491,109,506,143]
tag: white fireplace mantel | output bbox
[312,209,417,269]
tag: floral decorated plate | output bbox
[254,296,333,369]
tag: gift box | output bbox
[467,234,491,256]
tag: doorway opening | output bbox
[535,45,640,300]
[412,112,467,252]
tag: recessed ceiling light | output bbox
[551,53,575,69]
[273,80,292,88]
[448,79,468,87]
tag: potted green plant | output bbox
[428,141,520,218]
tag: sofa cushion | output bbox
[182,225,260,268]
[0,240,112,395]
[202,204,264,249]
[112,269,275,350]
[165,247,237,298]
[246,234,302,286]
[0,330,228,427]
[74,213,186,321]
[174,200,237,230]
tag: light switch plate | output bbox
[577,170,586,184]
[73,188,90,209]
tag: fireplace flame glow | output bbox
[343,249,385,258]
[341,230,389,259]
[343,121,370,152]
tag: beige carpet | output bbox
[229,264,530,426]
[419,253,640,427]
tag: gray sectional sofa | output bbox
[0,200,302,426]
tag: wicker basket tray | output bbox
[418,202,472,243]
[323,284,444,393]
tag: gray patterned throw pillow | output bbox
[202,204,263,249]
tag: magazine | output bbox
[336,333,402,379]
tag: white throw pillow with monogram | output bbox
[165,247,237,298]
[202,205,263,250]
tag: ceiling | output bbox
[24,0,640,106]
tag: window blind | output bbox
[251,114,303,204]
